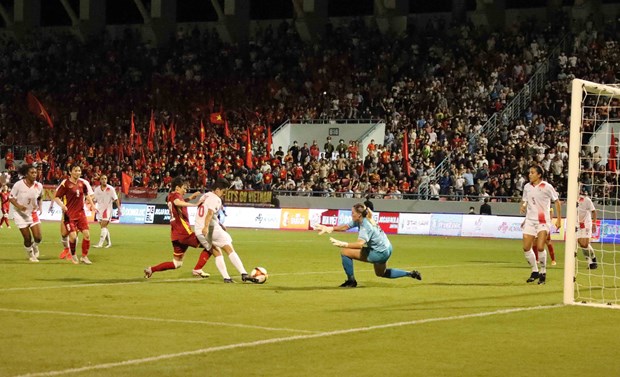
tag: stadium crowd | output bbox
[0,11,619,202]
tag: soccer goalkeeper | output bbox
[314,203,422,287]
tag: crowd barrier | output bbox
[32,201,611,242]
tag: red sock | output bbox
[194,250,211,270]
[81,239,90,256]
[532,245,539,261]
[547,243,555,261]
[0,216,8,227]
[70,241,77,255]
[151,261,176,272]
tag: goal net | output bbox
[565,79,620,308]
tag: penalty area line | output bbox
[14,304,561,377]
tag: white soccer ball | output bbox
[250,267,268,284]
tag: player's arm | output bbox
[314,223,350,235]
[202,208,215,238]
[553,199,562,229]
[173,198,196,207]
[8,196,26,212]
[591,205,597,232]
[519,200,527,215]
[114,197,122,216]
[86,193,96,212]
[330,237,365,249]
[36,194,42,214]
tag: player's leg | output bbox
[59,219,70,259]
[95,219,109,248]
[546,234,556,265]
[338,248,365,287]
[18,225,36,261]
[536,229,548,284]
[522,222,539,282]
[77,214,92,264]
[211,247,233,281]
[1,209,9,228]
[144,241,187,278]
[192,233,212,278]
[221,244,248,278]
[30,222,43,259]
[370,246,422,280]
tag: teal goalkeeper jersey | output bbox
[347,217,392,252]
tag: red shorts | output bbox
[63,213,89,233]
[171,233,200,257]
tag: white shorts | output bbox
[577,223,592,239]
[522,219,550,237]
[13,211,41,229]
[196,225,232,249]
[97,206,113,221]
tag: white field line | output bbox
[13,304,561,377]
[0,262,513,292]
[0,307,316,334]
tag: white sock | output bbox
[61,235,69,248]
[24,245,33,258]
[524,250,539,272]
[587,245,596,261]
[98,229,106,245]
[32,242,40,256]
[227,250,247,275]
[582,248,592,263]
[214,255,230,279]
[105,228,111,244]
[538,249,547,274]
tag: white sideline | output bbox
[0,262,512,292]
[0,307,317,334]
[13,304,560,377]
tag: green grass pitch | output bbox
[1,221,619,376]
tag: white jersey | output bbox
[10,179,43,215]
[194,192,222,233]
[94,184,118,212]
[577,195,595,228]
[522,180,559,224]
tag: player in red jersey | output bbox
[0,184,10,229]
[53,165,96,264]
[144,176,212,278]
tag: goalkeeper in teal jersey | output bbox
[314,203,422,287]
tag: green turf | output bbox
[1,222,619,376]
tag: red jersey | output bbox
[167,192,193,241]
[1,192,9,212]
[55,178,93,219]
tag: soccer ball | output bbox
[250,267,268,284]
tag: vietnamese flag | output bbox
[130,112,136,148]
[136,133,143,148]
[200,119,206,143]
[147,111,156,152]
[609,129,617,172]
[266,126,272,156]
[27,92,54,129]
[246,127,253,169]
[170,121,176,147]
[121,172,132,195]
[403,130,411,176]
[224,118,231,138]
[210,112,224,125]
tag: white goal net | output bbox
[565,79,620,308]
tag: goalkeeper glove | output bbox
[314,224,334,235]
[329,237,348,248]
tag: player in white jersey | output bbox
[577,191,598,269]
[192,178,253,283]
[520,165,562,284]
[9,164,44,262]
[93,175,121,248]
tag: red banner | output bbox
[126,187,158,199]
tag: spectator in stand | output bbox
[323,137,334,160]
[480,198,492,215]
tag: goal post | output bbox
[565,78,620,308]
